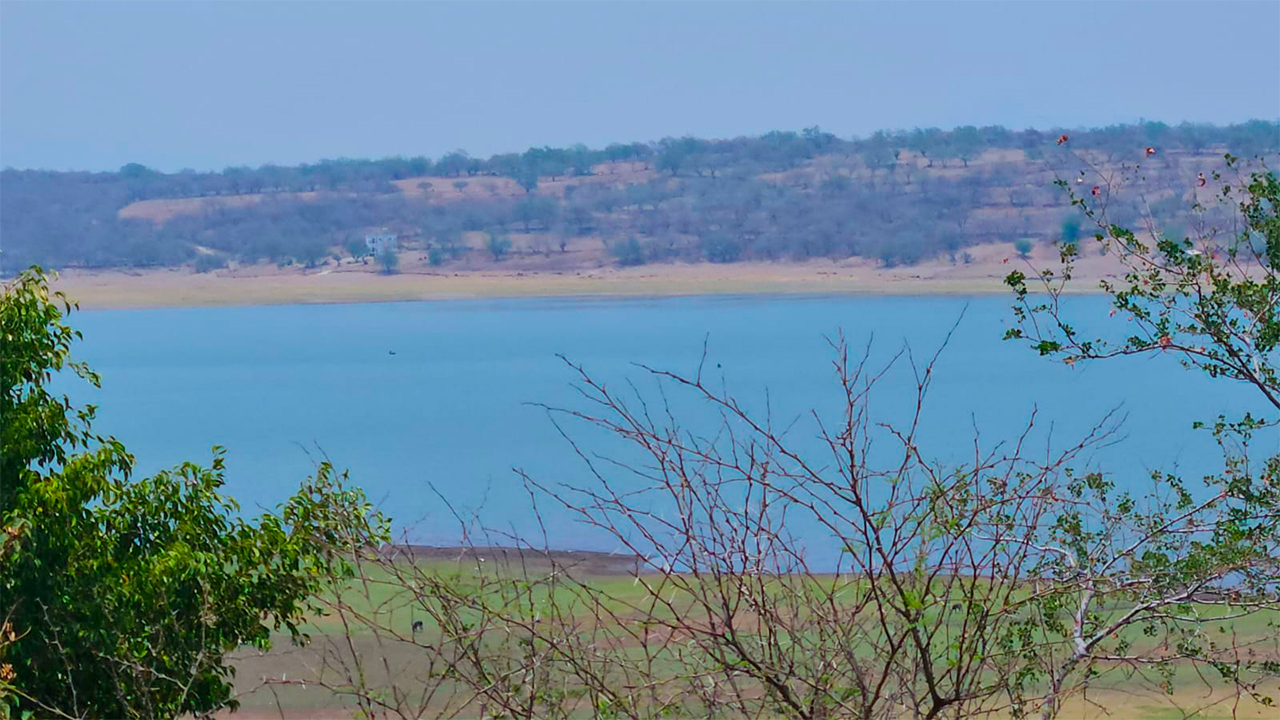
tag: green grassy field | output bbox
[223,553,1280,719]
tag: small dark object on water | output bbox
[389,350,397,356]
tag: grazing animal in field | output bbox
[1197,172,1207,187]
[412,620,424,633]
[1057,134,1069,146]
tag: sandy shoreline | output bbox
[51,266,1021,310]
[47,245,1114,310]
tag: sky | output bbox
[2,1,1277,173]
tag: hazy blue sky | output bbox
[2,1,1277,172]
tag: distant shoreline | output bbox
[48,246,1114,311]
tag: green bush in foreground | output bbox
[0,268,387,719]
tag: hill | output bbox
[2,121,1276,276]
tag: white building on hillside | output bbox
[364,232,398,256]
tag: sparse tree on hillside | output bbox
[862,131,899,187]
[436,150,472,177]
[609,236,646,266]
[516,167,538,194]
[515,197,558,232]
[4,123,1277,272]
[656,138,697,177]
[951,125,983,168]
[486,233,512,261]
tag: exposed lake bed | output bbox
[48,242,1128,309]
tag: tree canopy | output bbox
[0,269,386,718]
[3,121,1275,273]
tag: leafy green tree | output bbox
[514,197,558,232]
[1008,157,1280,407]
[655,141,689,177]
[516,167,539,194]
[118,162,155,179]
[701,233,743,263]
[906,127,941,166]
[436,150,472,177]
[193,252,228,273]
[609,236,646,266]
[1014,237,1033,258]
[486,233,512,261]
[345,236,369,261]
[0,268,386,719]
[377,248,399,274]
[427,244,448,266]
[861,130,898,183]
[950,125,983,167]
[1005,156,1280,717]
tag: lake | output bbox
[64,294,1262,557]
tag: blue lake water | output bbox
[63,295,1262,556]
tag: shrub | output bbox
[193,253,227,273]
[346,237,369,260]
[700,233,742,263]
[377,249,399,274]
[610,237,646,266]
[486,234,512,261]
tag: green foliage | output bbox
[118,162,155,179]
[345,236,369,261]
[1005,155,1280,714]
[514,197,558,232]
[653,137,715,178]
[515,167,538,194]
[486,234,513,261]
[377,248,399,274]
[3,122,1278,273]
[701,233,742,263]
[1008,158,1280,408]
[1014,238,1033,258]
[193,252,228,273]
[609,236,646,267]
[427,245,448,266]
[0,268,388,718]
